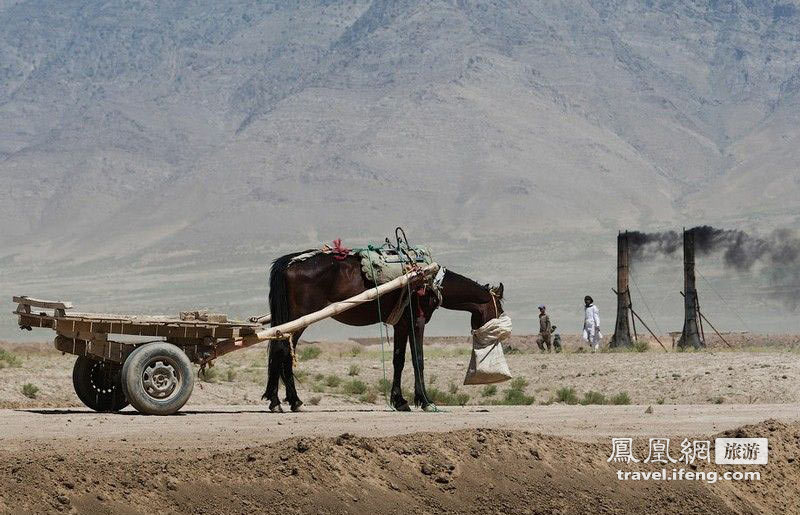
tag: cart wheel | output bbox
[122,342,194,415]
[72,356,129,412]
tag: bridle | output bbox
[489,289,501,320]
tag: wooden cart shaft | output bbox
[211,262,439,358]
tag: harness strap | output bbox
[489,291,500,319]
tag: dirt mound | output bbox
[2,420,799,514]
[703,419,800,514]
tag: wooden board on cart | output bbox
[14,297,261,365]
[15,304,259,340]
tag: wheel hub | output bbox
[142,360,179,399]
[89,361,117,394]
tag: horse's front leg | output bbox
[390,320,411,411]
[409,312,431,409]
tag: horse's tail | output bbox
[264,251,310,404]
[269,252,306,328]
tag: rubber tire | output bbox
[122,342,194,415]
[72,356,129,412]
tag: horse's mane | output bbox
[444,269,496,295]
[444,269,485,289]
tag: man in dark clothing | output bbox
[537,305,553,352]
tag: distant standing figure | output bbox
[582,295,602,352]
[537,305,553,353]
[552,333,562,353]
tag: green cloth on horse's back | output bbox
[359,245,433,285]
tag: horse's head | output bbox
[491,282,504,303]
[488,283,504,301]
[441,270,505,329]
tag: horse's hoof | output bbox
[270,403,284,413]
[290,400,304,412]
[422,404,438,412]
[394,401,411,412]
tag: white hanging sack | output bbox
[463,314,513,385]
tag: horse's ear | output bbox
[495,283,504,298]
[483,283,490,290]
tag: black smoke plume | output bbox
[627,226,800,309]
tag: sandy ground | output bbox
[2,336,800,513]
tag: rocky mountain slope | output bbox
[2,0,799,337]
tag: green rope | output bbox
[353,242,439,412]
[404,276,441,413]
[365,246,394,411]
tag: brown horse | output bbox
[263,251,504,412]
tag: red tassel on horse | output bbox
[331,238,350,260]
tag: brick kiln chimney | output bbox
[610,231,633,348]
[678,228,704,349]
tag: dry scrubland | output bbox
[2,334,799,410]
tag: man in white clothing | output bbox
[582,295,602,352]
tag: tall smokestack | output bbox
[678,228,704,349]
[610,231,633,348]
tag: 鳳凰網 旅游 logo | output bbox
[714,438,768,465]
[608,437,768,465]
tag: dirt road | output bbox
[2,403,798,453]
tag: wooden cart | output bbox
[12,263,437,415]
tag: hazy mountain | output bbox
[2,0,799,340]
